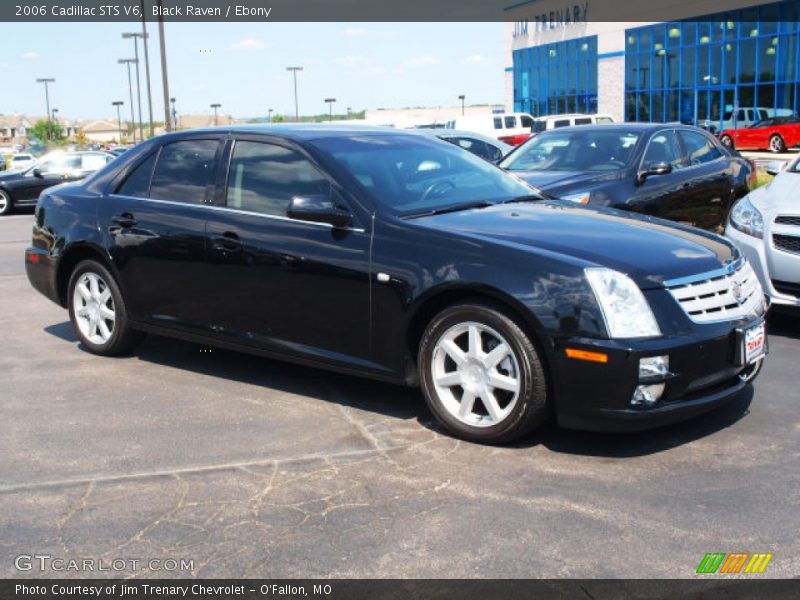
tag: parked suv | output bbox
[26,126,767,444]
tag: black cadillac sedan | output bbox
[500,124,755,232]
[26,126,767,444]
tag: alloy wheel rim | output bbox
[771,137,782,152]
[72,272,116,345]
[0,193,7,212]
[431,321,521,428]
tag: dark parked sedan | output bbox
[500,124,754,231]
[414,129,512,163]
[0,151,115,216]
[26,126,767,444]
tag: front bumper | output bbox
[550,318,765,432]
[726,223,800,308]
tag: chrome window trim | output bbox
[107,193,366,233]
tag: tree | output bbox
[28,119,64,142]
[74,130,88,149]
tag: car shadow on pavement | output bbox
[44,321,755,458]
[768,310,800,340]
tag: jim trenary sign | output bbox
[512,1,590,36]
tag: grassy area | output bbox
[751,167,775,190]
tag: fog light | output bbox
[632,383,665,407]
[631,355,669,407]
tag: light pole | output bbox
[112,101,124,143]
[324,98,336,123]
[157,0,172,132]
[458,94,466,116]
[268,108,273,123]
[122,32,146,140]
[118,59,137,143]
[51,108,58,138]
[139,0,154,137]
[170,97,177,129]
[35,78,55,141]
[211,103,221,126]
[286,66,303,121]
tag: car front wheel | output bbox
[418,302,548,444]
[720,135,733,149]
[67,259,145,356]
[769,134,786,153]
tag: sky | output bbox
[0,22,506,121]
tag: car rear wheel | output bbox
[720,135,734,149]
[0,190,12,216]
[418,302,548,444]
[67,260,145,356]
[769,134,786,153]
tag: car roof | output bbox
[159,123,407,142]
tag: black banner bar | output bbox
[3,579,800,600]
[0,0,788,23]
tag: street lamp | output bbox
[210,103,221,126]
[118,59,138,143]
[268,108,274,123]
[458,94,466,116]
[122,32,147,140]
[157,0,172,132]
[324,98,336,123]
[170,97,177,129]
[35,78,55,141]
[286,66,303,121]
[138,1,155,137]
[112,101,124,143]
[51,108,58,138]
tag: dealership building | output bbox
[504,0,800,131]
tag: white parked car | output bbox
[8,153,36,172]
[531,113,615,133]
[446,112,535,146]
[726,160,800,308]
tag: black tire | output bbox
[0,189,12,216]
[67,259,145,356]
[769,134,786,154]
[720,135,734,150]
[418,302,548,444]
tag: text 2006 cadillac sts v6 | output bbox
[25,126,768,444]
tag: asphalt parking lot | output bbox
[0,211,798,579]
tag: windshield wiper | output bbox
[402,201,494,219]
[501,193,547,204]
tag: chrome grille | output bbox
[773,233,800,255]
[775,215,800,226]
[665,260,764,324]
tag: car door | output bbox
[627,129,690,220]
[14,153,81,201]
[98,136,224,333]
[204,137,372,367]
[674,129,732,230]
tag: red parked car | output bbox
[719,116,800,153]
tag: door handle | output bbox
[110,212,136,228]
[211,231,242,251]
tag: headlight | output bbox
[561,191,591,204]
[585,268,661,338]
[729,196,764,239]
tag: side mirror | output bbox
[288,195,352,228]
[765,161,785,176]
[638,161,672,183]
[32,167,44,178]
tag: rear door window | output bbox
[504,116,517,129]
[574,117,592,125]
[493,117,503,130]
[149,139,219,204]
[116,152,157,198]
[553,119,571,128]
[519,115,533,128]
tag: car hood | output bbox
[747,170,800,216]
[413,201,737,289]
[506,169,619,195]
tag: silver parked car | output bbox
[726,160,800,308]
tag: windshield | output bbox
[311,134,538,216]
[501,129,640,172]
